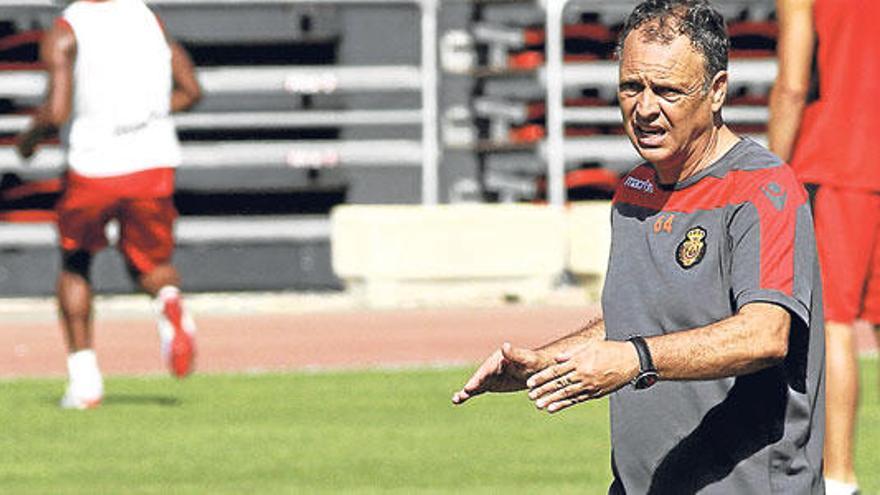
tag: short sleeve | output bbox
[728,177,815,326]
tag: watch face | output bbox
[635,371,659,389]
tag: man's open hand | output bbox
[452,343,552,405]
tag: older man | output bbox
[452,1,825,493]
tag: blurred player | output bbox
[16,0,202,409]
[768,1,880,493]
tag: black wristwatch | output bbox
[628,336,659,390]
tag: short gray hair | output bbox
[616,0,729,89]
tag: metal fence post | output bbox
[543,0,568,207]
[420,0,439,205]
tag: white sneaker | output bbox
[59,387,103,410]
[825,478,860,495]
[156,287,197,378]
[60,350,103,410]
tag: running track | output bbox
[1,291,876,378]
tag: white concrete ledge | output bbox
[567,201,612,300]
[331,204,568,307]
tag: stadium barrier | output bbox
[0,215,330,248]
[0,216,337,295]
[0,140,424,173]
[567,201,611,301]
[331,203,569,307]
[0,110,424,134]
[0,65,423,99]
[331,202,613,307]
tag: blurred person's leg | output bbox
[813,187,880,489]
[120,196,196,378]
[57,260,103,409]
[139,263,181,295]
[823,320,859,487]
[860,217,880,400]
[57,252,93,352]
[55,183,111,409]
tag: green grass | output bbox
[856,357,880,492]
[0,359,877,494]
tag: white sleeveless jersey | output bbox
[61,0,182,177]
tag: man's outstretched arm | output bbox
[527,302,790,413]
[451,318,605,405]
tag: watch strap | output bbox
[628,335,657,377]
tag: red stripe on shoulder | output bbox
[613,161,805,295]
[730,164,805,295]
[614,162,806,217]
[728,164,807,207]
[614,166,733,213]
[661,176,730,212]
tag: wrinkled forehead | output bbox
[619,27,705,79]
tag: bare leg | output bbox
[137,262,181,296]
[57,269,93,352]
[823,320,860,486]
[136,262,196,378]
[57,266,103,409]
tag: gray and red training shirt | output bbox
[602,138,825,494]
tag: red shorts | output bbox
[56,168,177,275]
[811,185,880,324]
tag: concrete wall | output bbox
[0,241,340,297]
[331,202,612,307]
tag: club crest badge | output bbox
[676,227,707,269]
